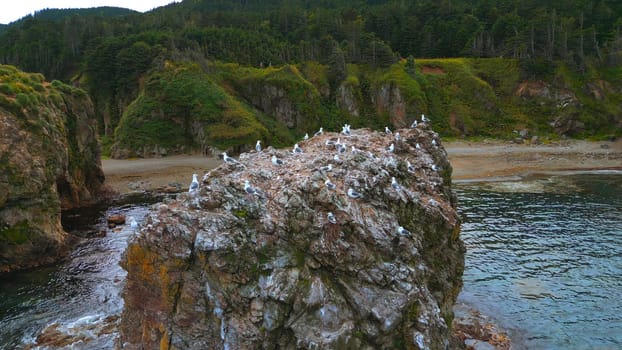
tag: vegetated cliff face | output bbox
[119,126,464,349]
[0,65,106,273]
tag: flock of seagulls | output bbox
[175,113,438,236]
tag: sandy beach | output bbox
[102,139,622,194]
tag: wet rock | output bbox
[119,127,464,349]
[107,214,126,225]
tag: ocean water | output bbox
[1,175,620,349]
[455,174,622,350]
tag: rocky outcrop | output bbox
[373,82,409,127]
[0,65,107,273]
[119,126,464,349]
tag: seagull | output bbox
[128,216,138,231]
[222,152,238,164]
[391,177,400,191]
[407,161,416,173]
[395,132,401,142]
[416,143,421,150]
[320,164,333,172]
[385,126,392,134]
[347,188,362,199]
[189,173,199,193]
[255,140,262,152]
[333,154,340,161]
[398,226,411,237]
[351,146,359,154]
[341,124,351,135]
[314,127,324,137]
[325,179,337,190]
[303,133,309,140]
[431,164,438,172]
[386,143,395,152]
[244,180,258,195]
[410,120,418,128]
[293,143,303,154]
[327,212,337,224]
[421,114,428,123]
[326,139,337,147]
[432,139,437,147]
[337,143,346,153]
[271,155,284,166]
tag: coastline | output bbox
[102,139,622,194]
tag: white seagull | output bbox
[222,152,238,164]
[387,143,395,152]
[416,143,421,150]
[347,188,362,199]
[320,164,333,172]
[255,140,262,152]
[314,127,324,137]
[293,143,303,154]
[385,126,392,134]
[410,119,418,128]
[244,180,258,195]
[325,179,337,190]
[432,139,437,147]
[407,161,416,173]
[421,114,428,123]
[271,155,285,166]
[337,142,346,153]
[398,226,411,236]
[303,133,309,140]
[327,212,337,224]
[395,132,401,142]
[189,173,199,193]
[391,177,400,191]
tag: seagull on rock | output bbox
[314,127,324,137]
[325,179,337,190]
[385,126,392,134]
[386,143,395,152]
[337,142,347,154]
[255,140,262,152]
[271,155,285,166]
[320,164,333,172]
[416,143,421,150]
[410,119,418,128]
[244,180,259,195]
[395,132,401,142]
[421,114,428,123]
[407,161,416,173]
[398,226,411,237]
[293,143,303,154]
[222,152,239,164]
[341,124,351,136]
[347,188,362,199]
[303,133,309,140]
[327,212,337,224]
[432,139,437,147]
[391,177,400,191]
[189,173,200,193]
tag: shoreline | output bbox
[102,139,622,194]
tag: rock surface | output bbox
[0,65,108,273]
[119,126,464,349]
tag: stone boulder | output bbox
[0,65,108,273]
[119,126,464,349]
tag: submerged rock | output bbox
[119,126,464,349]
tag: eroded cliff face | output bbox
[119,126,464,350]
[0,65,107,273]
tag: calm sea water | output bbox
[456,174,622,350]
[1,175,620,349]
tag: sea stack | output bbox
[119,126,464,349]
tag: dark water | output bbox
[456,174,622,350]
[0,199,152,349]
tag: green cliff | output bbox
[0,64,107,273]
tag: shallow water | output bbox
[456,174,622,350]
[0,200,152,349]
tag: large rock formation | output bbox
[119,126,464,349]
[0,65,107,273]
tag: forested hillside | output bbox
[0,0,621,157]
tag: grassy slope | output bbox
[111,58,622,156]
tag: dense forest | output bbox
[0,0,621,155]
